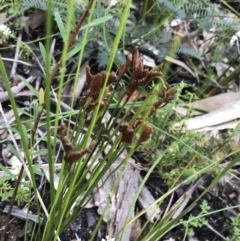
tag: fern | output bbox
[22,0,67,12]
[176,45,204,60]
[21,0,84,19]
[157,0,222,21]
[183,2,207,13]
[183,2,220,16]
[217,19,240,31]
[20,0,239,74]
[97,45,109,68]
[157,0,177,13]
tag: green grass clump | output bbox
[0,0,240,240]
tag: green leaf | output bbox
[33,149,49,157]
[54,11,66,40]
[39,88,45,105]
[33,101,39,119]
[39,42,47,66]
[66,41,84,60]
[1,189,13,201]
[32,165,44,176]
[38,136,61,143]
[80,15,113,30]
[0,164,16,179]
[21,76,39,97]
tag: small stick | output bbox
[10,31,22,79]
[49,0,95,84]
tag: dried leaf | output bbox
[182,100,240,130]
[175,92,240,117]
[24,10,46,37]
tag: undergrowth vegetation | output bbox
[0,0,240,241]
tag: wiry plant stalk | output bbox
[30,0,95,145]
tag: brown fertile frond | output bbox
[100,92,112,108]
[132,118,143,129]
[84,99,99,114]
[145,71,162,83]
[166,85,178,101]
[121,123,135,144]
[126,47,162,98]
[86,65,92,86]
[80,92,112,115]
[151,85,178,115]
[119,55,132,78]
[139,123,153,144]
[80,66,116,115]
[91,71,107,93]
[60,122,96,167]
[121,119,153,145]
[65,140,96,165]
[60,121,73,154]
[126,76,144,97]
[108,72,117,85]
[86,66,116,93]
[79,93,87,107]
[132,119,153,143]
[131,47,144,80]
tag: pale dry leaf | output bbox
[174,92,240,117]
[138,186,161,222]
[199,29,216,54]
[0,76,34,103]
[185,99,240,130]
[3,206,43,223]
[171,178,203,219]
[170,19,182,27]
[229,135,240,151]
[214,62,234,77]
[142,54,156,67]
[85,143,161,240]
[25,10,46,36]
[188,120,238,132]
[8,155,22,167]
[188,237,199,241]
[165,56,196,77]
[0,12,7,23]
[101,0,118,7]
[41,166,60,190]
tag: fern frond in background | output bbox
[20,0,240,72]
[22,0,68,13]
[176,45,204,60]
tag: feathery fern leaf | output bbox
[21,0,68,12]
[176,45,203,60]
[217,19,240,32]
